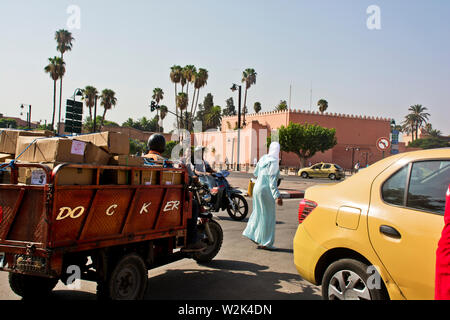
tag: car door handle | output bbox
[379,225,402,239]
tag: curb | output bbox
[240,189,305,199]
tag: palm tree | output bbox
[44,56,66,131]
[159,105,168,132]
[177,93,189,130]
[317,99,328,114]
[99,89,117,129]
[191,68,209,117]
[254,102,262,113]
[55,29,75,132]
[82,86,98,121]
[170,65,183,128]
[206,105,222,130]
[402,114,416,140]
[183,65,196,97]
[408,104,430,140]
[241,68,257,125]
[152,88,164,123]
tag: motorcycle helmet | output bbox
[147,134,166,154]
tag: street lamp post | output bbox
[20,104,32,129]
[231,84,242,172]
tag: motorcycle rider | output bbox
[146,134,206,252]
[193,146,216,190]
[143,134,167,162]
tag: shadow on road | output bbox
[145,259,321,300]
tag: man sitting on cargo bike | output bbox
[144,134,206,253]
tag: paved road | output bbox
[0,198,322,300]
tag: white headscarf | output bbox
[267,142,280,162]
[265,142,280,176]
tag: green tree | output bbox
[275,100,288,111]
[277,123,337,167]
[82,86,98,120]
[152,87,164,128]
[0,118,17,129]
[159,105,168,132]
[170,65,183,128]
[407,104,430,141]
[317,99,328,114]
[408,138,449,149]
[44,56,66,131]
[206,106,222,130]
[254,102,262,113]
[99,89,117,129]
[55,29,75,132]
[177,92,189,130]
[223,97,237,117]
[191,68,209,117]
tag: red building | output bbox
[199,109,407,170]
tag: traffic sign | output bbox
[376,137,391,152]
[65,99,84,134]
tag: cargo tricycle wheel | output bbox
[194,220,223,264]
[9,273,58,299]
[97,253,148,300]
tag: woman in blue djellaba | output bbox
[243,142,283,250]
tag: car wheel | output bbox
[322,259,388,300]
[301,172,309,179]
[329,173,336,180]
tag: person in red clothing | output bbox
[436,184,450,300]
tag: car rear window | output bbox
[382,160,450,215]
[382,165,409,206]
[334,164,343,170]
[407,161,450,215]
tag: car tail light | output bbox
[0,206,2,224]
[298,199,317,224]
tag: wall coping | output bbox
[222,109,391,122]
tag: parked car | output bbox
[293,148,450,300]
[298,163,345,180]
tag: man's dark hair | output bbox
[148,134,166,154]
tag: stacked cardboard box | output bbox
[15,136,110,165]
[0,129,54,157]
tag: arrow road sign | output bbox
[376,137,391,152]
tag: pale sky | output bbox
[1,0,449,135]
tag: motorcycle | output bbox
[199,170,249,221]
[188,177,223,263]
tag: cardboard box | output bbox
[85,143,110,165]
[18,165,95,186]
[102,169,129,185]
[0,168,11,184]
[0,129,51,154]
[101,169,141,185]
[74,132,129,155]
[0,153,13,163]
[109,155,144,167]
[161,171,183,185]
[141,170,158,185]
[15,137,110,165]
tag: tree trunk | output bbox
[175,84,179,129]
[58,76,63,134]
[243,87,248,125]
[51,80,57,132]
[193,89,201,121]
[100,108,107,130]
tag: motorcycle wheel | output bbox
[193,220,223,264]
[226,194,249,221]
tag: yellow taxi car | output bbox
[298,163,345,181]
[293,148,450,300]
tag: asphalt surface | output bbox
[0,174,339,301]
